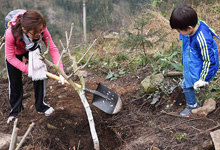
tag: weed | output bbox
[153,41,183,74]
[175,133,187,142]
[105,69,119,81]
[152,0,164,9]
[115,53,129,61]
[119,11,168,57]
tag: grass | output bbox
[62,1,220,105]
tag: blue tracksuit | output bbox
[180,20,219,105]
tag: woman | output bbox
[5,9,65,123]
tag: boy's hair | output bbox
[170,5,198,30]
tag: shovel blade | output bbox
[92,83,122,114]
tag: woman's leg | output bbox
[33,79,51,113]
[6,60,24,117]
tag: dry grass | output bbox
[125,2,220,55]
[196,2,220,49]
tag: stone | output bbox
[140,73,164,94]
[0,132,11,150]
[210,129,220,150]
[152,147,160,150]
[201,140,213,149]
[192,98,216,117]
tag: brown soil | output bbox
[0,66,219,150]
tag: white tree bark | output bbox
[78,90,99,150]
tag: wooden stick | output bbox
[77,140,80,150]
[165,71,182,77]
[12,128,19,149]
[9,118,18,150]
[165,71,220,77]
[15,122,35,150]
[189,124,220,137]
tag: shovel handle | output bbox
[46,72,81,88]
[46,72,111,100]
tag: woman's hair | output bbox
[12,10,46,41]
[170,5,198,30]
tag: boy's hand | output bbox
[193,79,209,90]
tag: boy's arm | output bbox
[196,31,216,81]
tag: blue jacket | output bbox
[180,20,219,88]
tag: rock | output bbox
[140,73,164,94]
[201,140,213,150]
[210,129,220,150]
[192,98,216,117]
[47,123,58,129]
[0,132,22,150]
[191,146,200,150]
[191,140,214,150]
[0,132,11,150]
[152,147,160,150]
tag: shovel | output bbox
[46,72,122,114]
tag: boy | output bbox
[170,5,219,117]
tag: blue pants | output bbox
[181,79,197,106]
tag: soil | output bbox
[0,66,219,150]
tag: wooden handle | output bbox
[46,72,82,88]
[46,72,69,84]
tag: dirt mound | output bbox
[0,66,219,150]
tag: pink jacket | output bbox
[5,10,64,74]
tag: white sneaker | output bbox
[44,107,55,116]
[7,116,15,124]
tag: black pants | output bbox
[6,52,50,117]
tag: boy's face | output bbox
[176,26,194,35]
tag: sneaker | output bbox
[44,107,54,116]
[180,104,200,117]
[7,116,15,124]
[38,107,55,116]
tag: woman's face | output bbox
[23,24,44,39]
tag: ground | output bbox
[0,66,219,150]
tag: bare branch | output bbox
[69,23,74,42]
[9,118,18,150]
[15,122,35,150]
[0,43,5,50]
[67,73,74,80]
[43,37,49,57]
[77,39,97,64]
[57,39,67,70]
[74,53,94,74]
[65,31,69,48]
[59,40,65,50]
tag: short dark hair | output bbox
[170,5,198,30]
